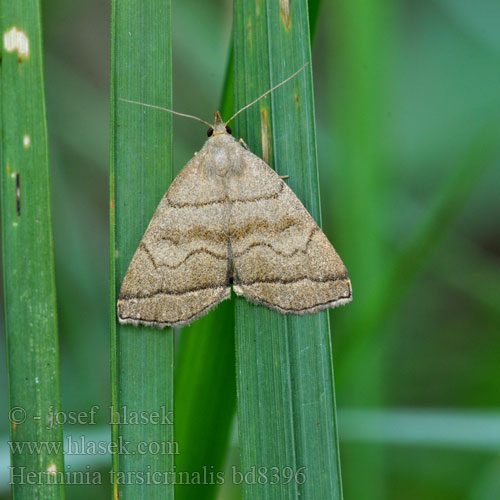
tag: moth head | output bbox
[210,111,231,136]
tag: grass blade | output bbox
[110,1,174,499]
[0,4,65,499]
[308,0,323,40]
[339,409,500,451]
[233,1,343,498]
[328,1,393,497]
[174,302,235,500]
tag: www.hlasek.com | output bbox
[10,465,307,486]
[9,435,178,457]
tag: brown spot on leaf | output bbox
[248,19,253,51]
[260,106,272,165]
[110,175,115,212]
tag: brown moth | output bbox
[117,67,352,328]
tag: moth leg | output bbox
[239,138,288,181]
[239,138,251,151]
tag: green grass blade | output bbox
[110,1,174,499]
[308,0,323,40]
[174,302,235,500]
[328,2,393,497]
[233,1,343,498]
[339,409,500,451]
[0,3,65,499]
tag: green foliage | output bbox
[0,2,65,499]
[1,1,500,500]
[110,1,174,499]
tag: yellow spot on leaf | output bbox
[47,462,57,475]
[248,18,254,52]
[279,0,292,31]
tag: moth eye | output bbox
[207,127,214,137]
[225,125,232,135]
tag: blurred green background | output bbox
[1,0,500,499]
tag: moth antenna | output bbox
[225,62,309,126]
[119,98,213,128]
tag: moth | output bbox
[117,66,352,328]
